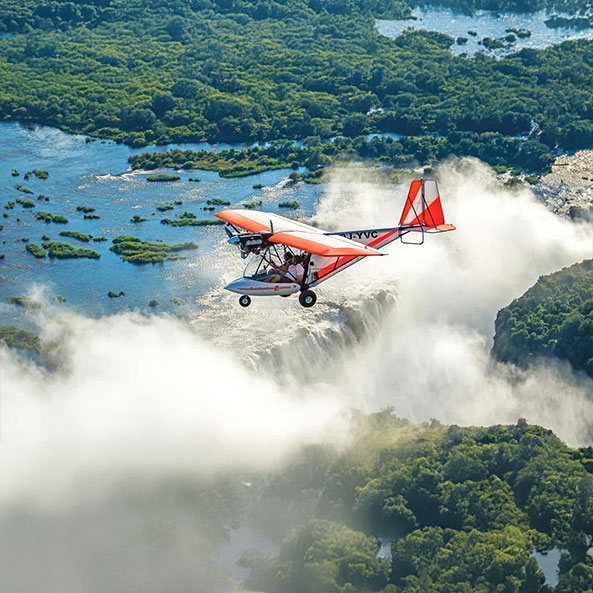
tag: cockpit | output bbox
[243,245,294,281]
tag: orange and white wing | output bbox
[215,209,382,258]
[214,209,325,234]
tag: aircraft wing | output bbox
[215,209,383,257]
[269,231,383,257]
[214,209,325,234]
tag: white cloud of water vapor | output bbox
[305,160,593,444]
[0,158,592,592]
[1,158,591,513]
[0,314,344,509]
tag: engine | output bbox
[225,224,269,258]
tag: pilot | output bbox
[262,252,294,283]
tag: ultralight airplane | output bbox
[215,178,455,308]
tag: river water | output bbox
[0,123,323,325]
[377,8,593,56]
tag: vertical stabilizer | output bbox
[399,179,449,230]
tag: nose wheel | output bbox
[299,289,317,308]
[239,295,251,307]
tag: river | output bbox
[0,123,324,326]
[377,7,593,57]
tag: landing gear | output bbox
[299,289,317,308]
[239,295,251,307]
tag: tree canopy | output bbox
[493,259,593,378]
[1,0,593,169]
[238,411,593,593]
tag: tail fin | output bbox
[399,179,455,232]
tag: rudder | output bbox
[399,179,454,231]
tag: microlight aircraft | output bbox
[215,178,455,308]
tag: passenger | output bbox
[285,254,305,284]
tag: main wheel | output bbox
[239,295,251,307]
[299,289,317,308]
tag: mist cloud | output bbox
[1,158,592,593]
[2,158,592,509]
[0,313,345,509]
[305,159,593,444]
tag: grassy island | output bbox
[278,201,300,209]
[0,326,41,352]
[76,206,95,213]
[59,231,92,242]
[25,243,47,258]
[14,184,33,195]
[161,218,224,227]
[9,296,43,308]
[16,198,35,208]
[35,212,69,224]
[131,215,147,223]
[41,242,100,259]
[146,173,181,182]
[110,235,198,264]
[156,204,174,212]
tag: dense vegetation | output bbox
[161,211,225,226]
[0,325,40,352]
[493,259,593,378]
[25,242,47,257]
[129,133,555,180]
[109,235,198,264]
[59,230,92,242]
[1,0,593,173]
[146,173,180,182]
[35,211,68,223]
[41,241,100,259]
[237,411,593,593]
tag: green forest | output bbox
[176,411,593,592]
[493,259,593,378]
[1,0,593,172]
